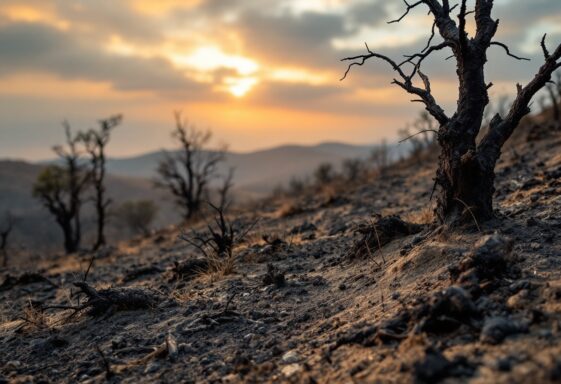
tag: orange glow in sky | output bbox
[0,0,558,159]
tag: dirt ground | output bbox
[1,123,561,383]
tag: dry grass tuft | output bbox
[19,300,51,332]
[403,206,435,225]
[197,254,237,283]
[276,200,305,218]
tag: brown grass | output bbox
[276,200,305,218]
[403,206,435,225]
[197,254,237,284]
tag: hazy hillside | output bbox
[0,160,178,251]
[105,142,405,195]
[2,141,406,251]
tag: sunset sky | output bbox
[0,0,560,160]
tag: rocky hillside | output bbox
[0,121,560,383]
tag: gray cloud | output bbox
[0,22,205,95]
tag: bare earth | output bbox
[1,123,561,383]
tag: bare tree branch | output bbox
[388,0,425,24]
[490,42,530,61]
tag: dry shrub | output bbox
[180,203,256,282]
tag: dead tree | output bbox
[342,0,561,224]
[155,112,226,220]
[81,115,122,250]
[33,123,90,253]
[217,167,235,210]
[0,212,15,267]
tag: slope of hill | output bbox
[1,121,560,383]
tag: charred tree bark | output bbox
[341,0,561,226]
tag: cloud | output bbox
[0,21,206,95]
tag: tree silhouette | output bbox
[33,123,90,254]
[155,112,226,220]
[342,0,561,225]
[81,115,122,250]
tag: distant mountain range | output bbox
[1,141,407,251]
[104,141,405,195]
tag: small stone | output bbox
[506,289,529,309]
[526,217,538,226]
[281,364,303,377]
[4,361,21,371]
[222,373,240,383]
[243,333,254,342]
[495,357,512,372]
[530,242,542,250]
[144,361,161,374]
[282,350,302,364]
[480,317,528,344]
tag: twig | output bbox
[490,42,530,61]
[96,345,114,379]
[453,198,481,232]
[83,252,96,282]
[398,129,438,144]
[364,240,381,268]
[369,219,386,264]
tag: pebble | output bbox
[480,317,528,344]
[506,289,529,309]
[281,364,303,377]
[282,350,302,364]
[144,361,161,374]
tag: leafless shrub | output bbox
[155,111,227,220]
[116,200,158,236]
[314,162,335,185]
[179,203,256,279]
[80,115,122,250]
[288,176,306,195]
[342,158,366,181]
[370,140,390,175]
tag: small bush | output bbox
[314,163,335,185]
[116,200,158,236]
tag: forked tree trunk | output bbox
[435,140,496,224]
[434,51,495,224]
